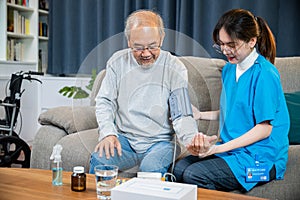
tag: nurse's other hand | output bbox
[191,104,201,120]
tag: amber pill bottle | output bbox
[71,166,86,192]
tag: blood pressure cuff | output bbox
[169,87,193,121]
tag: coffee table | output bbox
[0,168,265,200]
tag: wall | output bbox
[0,75,90,144]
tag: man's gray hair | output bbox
[124,10,165,41]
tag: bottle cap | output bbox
[73,166,84,173]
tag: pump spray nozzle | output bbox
[50,144,63,162]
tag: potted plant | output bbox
[58,69,97,99]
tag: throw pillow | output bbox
[38,106,98,134]
[285,91,300,144]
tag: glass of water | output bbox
[94,165,118,200]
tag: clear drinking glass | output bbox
[94,165,118,200]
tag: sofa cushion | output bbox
[285,91,300,144]
[38,106,98,134]
[90,70,106,106]
[275,57,300,93]
[179,57,225,135]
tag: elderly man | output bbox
[89,10,205,175]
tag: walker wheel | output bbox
[0,135,31,168]
[0,130,22,159]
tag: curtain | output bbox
[48,0,300,75]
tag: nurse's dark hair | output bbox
[213,9,276,64]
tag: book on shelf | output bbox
[7,8,14,32]
[42,23,48,37]
[7,0,30,7]
[39,48,48,72]
[13,10,18,33]
[7,39,24,61]
[7,40,11,60]
[15,42,24,61]
[39,22,42,36]
[39,0,49,10]
[7,9,30,34]
[39,21,48,37]
[25,18,30,35]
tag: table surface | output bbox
[0,168,265,200]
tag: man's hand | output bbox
[94,135,122,159]
[198,145,217,158]
[186,132,218,157]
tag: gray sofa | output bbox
[30,56,300,199]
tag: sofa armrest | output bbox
[38,106,98,134]
[30,125,67,169]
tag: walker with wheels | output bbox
[0,71,43,168]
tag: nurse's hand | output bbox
[186,133,218,156]
[191,104,201,120]
[198,145,217,158]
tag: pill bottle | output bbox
[71,166,86,192]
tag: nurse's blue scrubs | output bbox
[216,55,290,191]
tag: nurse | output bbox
[174,8,290,192]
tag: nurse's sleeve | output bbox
[253,69,282,124]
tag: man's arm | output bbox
[172,116,199,146]
[94,65,121,158]
[169,59,198,145]
[95,66,119,141]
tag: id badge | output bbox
[245,166,269,182]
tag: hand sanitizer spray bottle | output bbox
[50,144,63,186]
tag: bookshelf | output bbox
[38,0,48,73]
[3,1,37,63]
[0,0,41,75]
